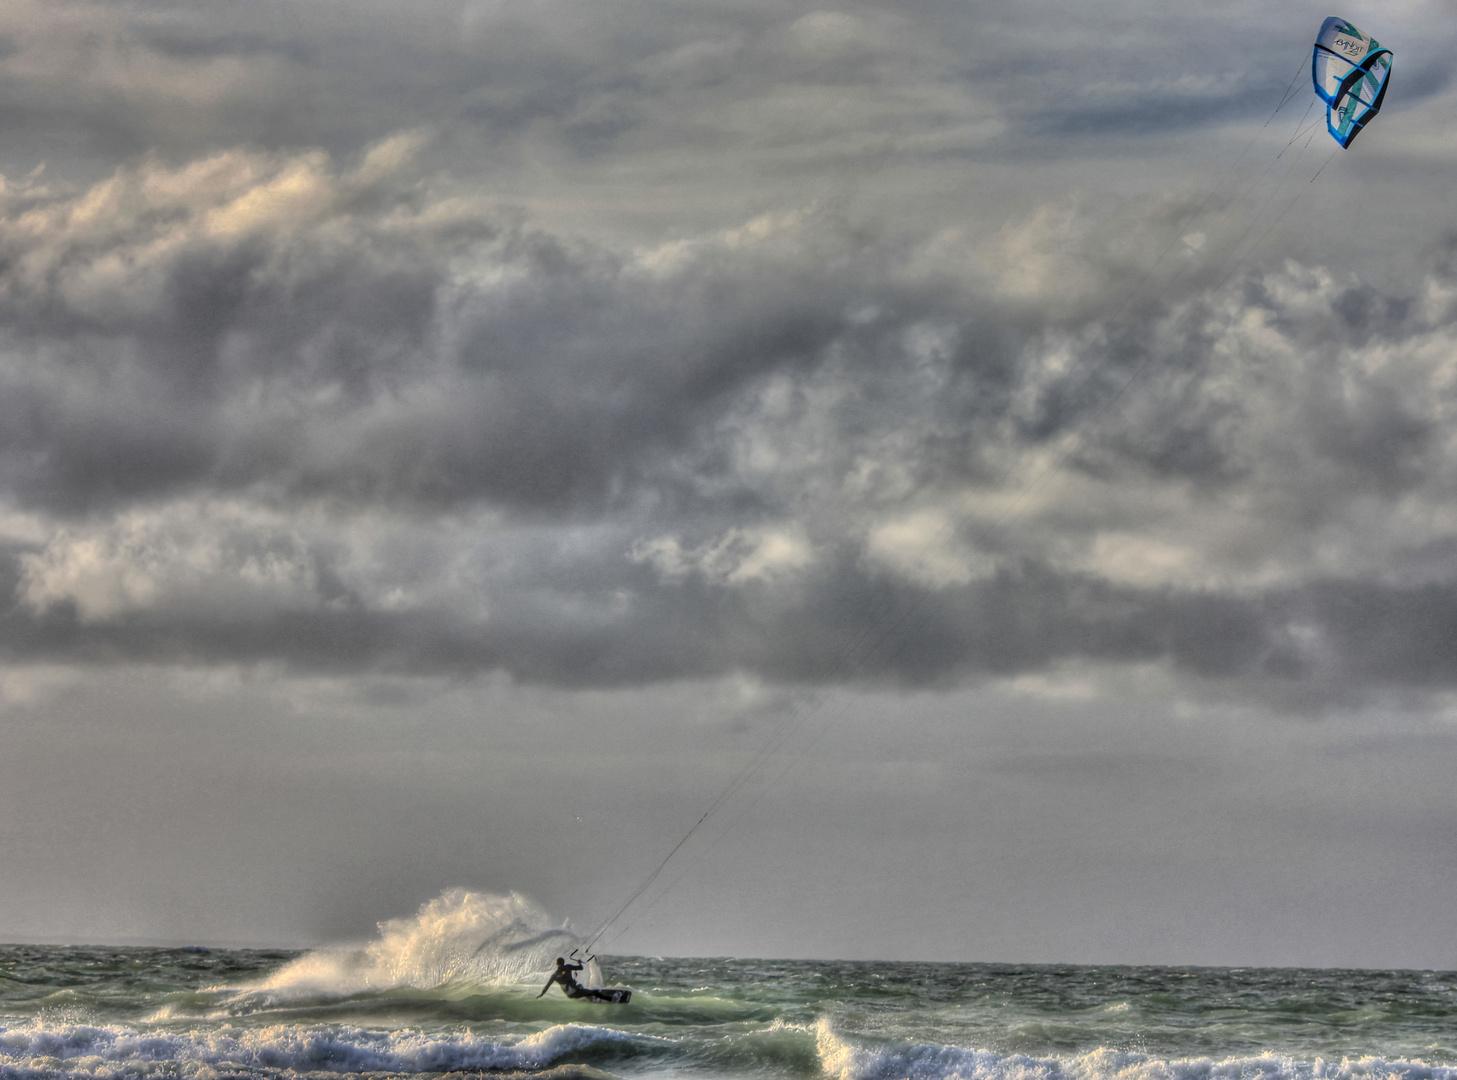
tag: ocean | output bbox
[2,892,1453,1080]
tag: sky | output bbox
[2,0,1457,970]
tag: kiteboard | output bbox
[564,985,631,1004]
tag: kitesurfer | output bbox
[538,957,617,1001]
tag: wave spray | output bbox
[253,889,596,997]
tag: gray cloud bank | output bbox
[2,0,1457,713]
[0,1,1340,171]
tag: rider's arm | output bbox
[537,975,556,998]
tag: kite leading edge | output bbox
[1312,16,1392,147]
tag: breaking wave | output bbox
[244,889,596,1000]
[816,1025,1457,1080]
[6,942,1453,1080]
[6,1018,1454,1080]
[0,1020,658,1077]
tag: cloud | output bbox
[863,508,996,588]
[18,0,1412,186]
[2,140,1456,711]
[1,0,1456,715]
[17,500,347,623]
[632,524,815,587]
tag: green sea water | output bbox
[2,893,1453,1080]
[3,946,1454,1080]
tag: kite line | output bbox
[581,26,1384,955]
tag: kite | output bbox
[1312,16,1392,147]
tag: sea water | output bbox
[2,891,1454,1080]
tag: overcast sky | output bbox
[2,0,1457,969]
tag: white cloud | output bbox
[1,133,436,325]
[863,506,996,588]
[632,524,815,587]
[19,501,321,622]
[984,202,1100,304]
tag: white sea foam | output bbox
[6,1012,1455,1080]
[239,889,595,1000]
[0,1019,656,1076]
[815,1023,1457,1080]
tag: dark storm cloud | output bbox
[0,151,1025,516]
[3,0,1457,713]
[6,528,1457,706]
[3,134,1457,708]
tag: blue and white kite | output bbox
[1312,16,1392,147]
